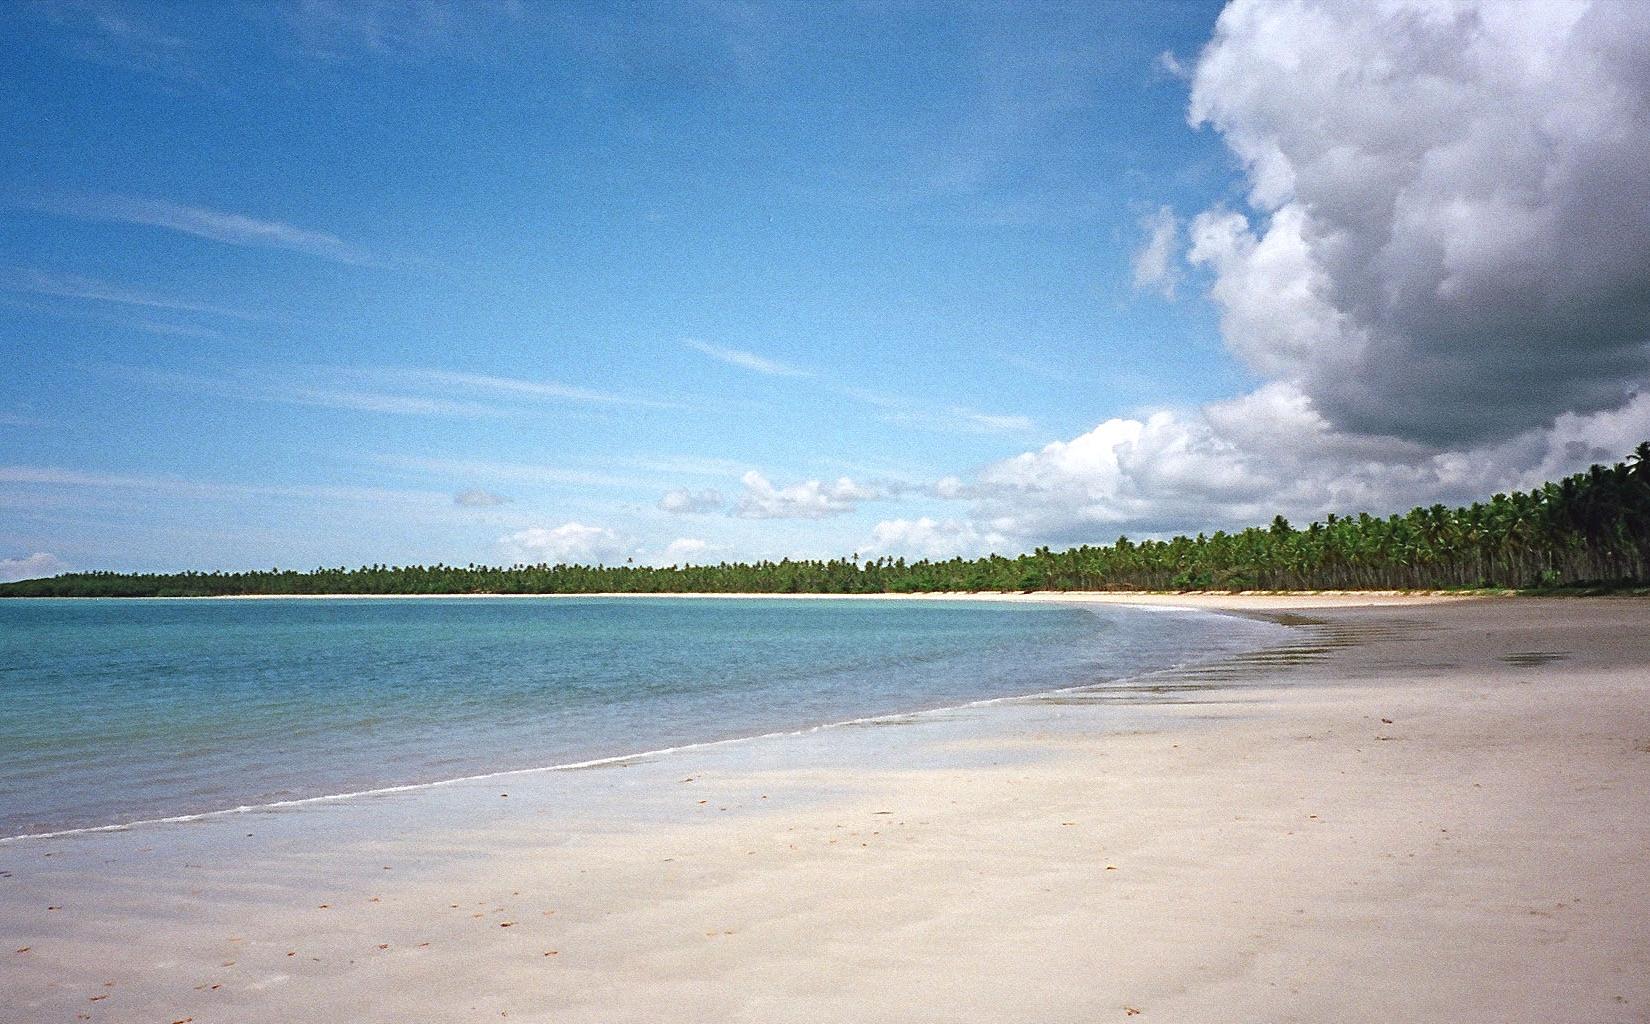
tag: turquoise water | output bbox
[0,597,1286,838]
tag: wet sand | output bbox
[3,595,1647,1022]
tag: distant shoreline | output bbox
[2,589,1493,608]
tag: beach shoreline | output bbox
[4,595,1647,1022]
[19,583,1498,600]
[0,597,1289,844]
[5,587,1493,608]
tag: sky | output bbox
[2,0,1648,578]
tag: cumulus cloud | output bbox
[1131,205,1181,298]
[658,487,724,515]
[453,489,510,508]
[864,518,1006,560]
[735,471,879,520]
[968,385,1650,546]
[661,537,713,563]
[499,523,627,564]
[0,552,66,582]
[1183,0,1650,447]
[940,0,1650,551]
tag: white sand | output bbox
[3,595,1647,1022]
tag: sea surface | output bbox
[0,596,1289,839]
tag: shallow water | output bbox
[0,596,1288,837]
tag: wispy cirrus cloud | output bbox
[96,362,683,421]
[848,389,1034,435]
[0,412,48,428]
[95,364,512,420]
[36,193,376,265]
[684,339,1031,437]
[945,407,1035,434]
[129,321,226,339]
[30,0,200,79]
[0,466,515,556]
[370,367,683,410]
[277,0,527,62]
[605,454,749,478]
[684,339,811,378]
[371,454,650,490]
[0,267,265,321]
[0,292,232,339]
[282,386,507,418]
[453,489,510,508]
[0,466,162,489]
[0,463,448,507]
[25,0,523,87]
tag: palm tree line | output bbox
[5,443,1648,598]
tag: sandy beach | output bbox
[4,594,1648,1023]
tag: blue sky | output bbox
[5,0,1646,576]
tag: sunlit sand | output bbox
[4,594,1646,1022]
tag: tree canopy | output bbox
[5,443,1648,598]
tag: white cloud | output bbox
[1154,49,1187,80]
[29,1,198,79]
[948,407,1035,434]
[453,489,510,508]
[662,537,713,563]
[107,364,671,423]
[0,552,66,582]
[279,0,525,61]
[283,385,507,418]
[372,454,646,489]
[684,339,810,377]
[0,290,234,339]
[373,367,680,410]
[1184,0,1650,446]
[934,0,1650,551]
[1131,204,1181,298]
[0,463,450,508]
[606,454,748,478]
[735,471,879,520]
[1,268,262,321]
[658,487,724,515]
[966,384,1650,546]
[864,518,1006,560]
[45,194,373,265]
[499,523,628,564]
[854,390,1034,435]
[135,321,225,339]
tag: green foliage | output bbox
[5,444,1649,598]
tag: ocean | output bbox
[0,596,1288,839]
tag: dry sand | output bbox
[3,594,1647,1023]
